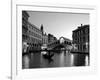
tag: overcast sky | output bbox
[27,11,89,40]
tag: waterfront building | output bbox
[27,22,42,44]
[22,11,30,53]
[40,24,48,44]
[22,11,29,43]
[42,33,48,44]
[72,24,89,52]
[22,11,59,51]
[48,34,57,43]
[22,11,43,51]
[27,22,43,50]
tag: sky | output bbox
[27,11,89,40]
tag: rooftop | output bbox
[73,24,89,32]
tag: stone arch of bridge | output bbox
[48,37,72,50]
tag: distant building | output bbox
[40,24,44,35]
[40,24,48,44]
[72,24,89,52]
[48,34,57,43]
[42,33,48,44]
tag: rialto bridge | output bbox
[47,37,72,51]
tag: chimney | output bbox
[81,24,83,27]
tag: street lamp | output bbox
[23,42,29,53]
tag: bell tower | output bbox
[40,24,44,35]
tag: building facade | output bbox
[48,34,57,43]
[27,22,42,44]
[22,11,30,53]
[22,11,29,43]
[40,24,48,44]
[27,22,43,50]
[72,24,89,53]
[42,33,48,44]
[22,11,49,51]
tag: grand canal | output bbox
[22,51,89,69]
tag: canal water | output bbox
[22,51,89,69]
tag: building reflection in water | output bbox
[22,55,30,69]
[70,54,74,66]
[22,51,89,69]
[59,51,65,67]
[85,55,89,66]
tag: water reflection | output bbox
[22,51,89,69]
[22,55,30,69]
[70,54,74,66]
[85,55,89,66]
